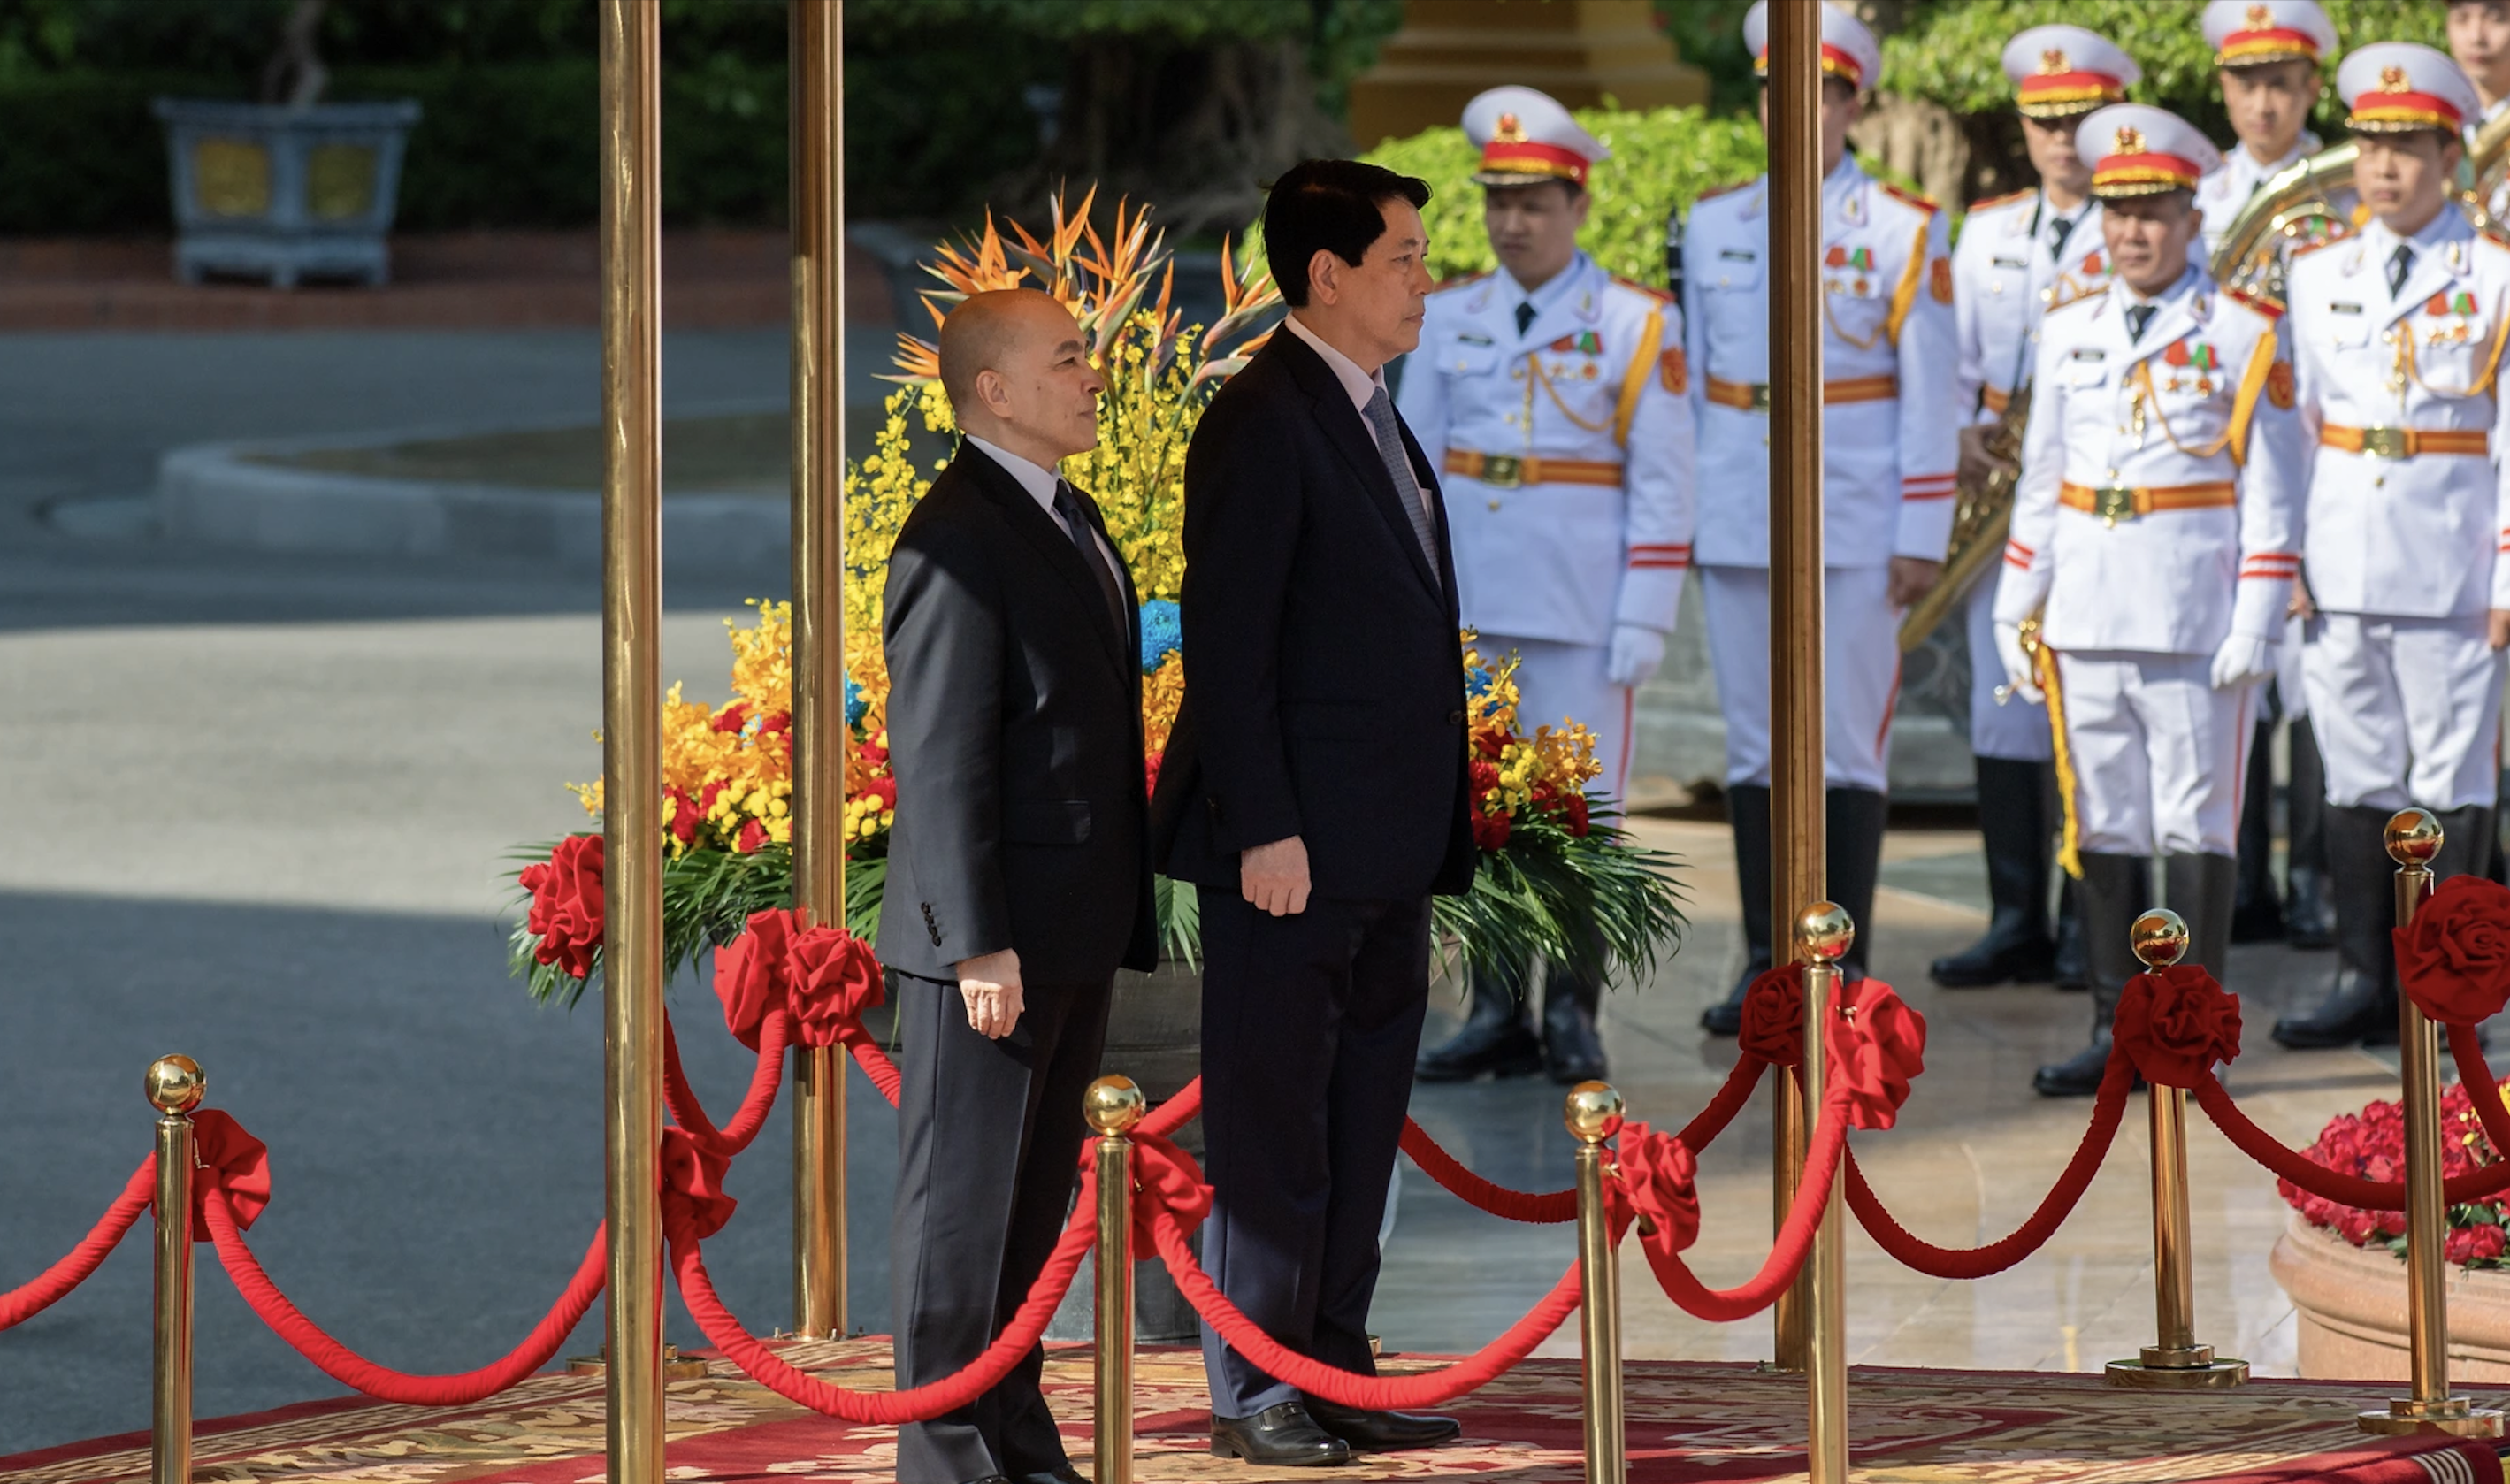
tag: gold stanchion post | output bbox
[787,0,850,1343]
[2361,809,2503,1436]
[2105,909,2246,1389]
[1087,1076,1144,1484]
[1764,0,1825,1378]
[148,1055,203,1484]
[1797,905,1851,1484]
[1567,1081,1627,1484]
[598,0,666,1476]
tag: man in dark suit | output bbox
[1153,158,1476,1466]
[882,287,1157,1484]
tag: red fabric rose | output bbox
[2397,875,2510,1027]
[2113,964,2242,1088]
[1126,1131,1213,1253]
[658,1127,738,1241]
[1738,964,1806,1066]
[1826,978,1926,1131]
[1611,1120,1702,1255]
[189,1109,272,1239]
[519,834,604,982]
[715,907,802,1051]
[786,924,884,1049]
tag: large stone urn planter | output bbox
[152,99,421,287]
[2269,1213,2510,1381]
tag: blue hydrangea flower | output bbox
[844,674,868,729]
[1138,599,1182,673]
[1466,663,1495,700]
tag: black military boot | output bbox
[2274,805,2400,1049]
[2052,874,2089,990]
[1932,757,2058,987]
[1415,960,1542,1082]
[1702,784,1773,1036]
[2284,718,2335,950]
[2231,717,2286,943]
[1826,786,1889,981]
[2166,851,2237,980]
[2034,852,2147,1097]
[2433,805,2496,885]
[1541,960,1609,1084]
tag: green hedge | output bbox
[1363,105,1767,286]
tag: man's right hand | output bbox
[1993,621,2042,705]
[955,949,1025,1039]
[1956,423,2016,488]
[1242,835,1312,917]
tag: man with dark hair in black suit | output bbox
[883,287,1158,1484]
[1153,157,1475,1466]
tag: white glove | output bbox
[1993,622,2042,705]
[2210,631,2277,691]
[1606,623,1670,687]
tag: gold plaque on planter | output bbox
[306,142,377,220]
[192,138,272,218]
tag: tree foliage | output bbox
[1365,106,1768,286]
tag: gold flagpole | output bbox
[598,0,665,1474]
[787,0,850,1342]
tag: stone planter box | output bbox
[2269,1212,2510,1381]
[153,99,421,287]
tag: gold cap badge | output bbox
[1493,111,1526,142]
[2113,125,2145,155]
[2039,48,2069,74]
[2380,65,2410,93]
[2246,3,2272,27]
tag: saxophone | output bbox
[1897,384,2028,651]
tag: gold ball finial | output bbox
[145,1055,204,1116]
[1083,1075,1146,1135]
[2387,807,2444,867]
[2131,909,2190,968]
[1564,1081,1625,1144]
[1798,901,1856,964]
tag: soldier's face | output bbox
[2354,132,2461,232]
[2218,60,2319,158]
[1483,183,1588,287]
[2449,1,2510,101]
[2101,193,2202,295]
[2020,113,2091,199]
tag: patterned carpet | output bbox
[4,1342,2503,1484]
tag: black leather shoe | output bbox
[1542,968,1608,1083]
[2284,865,2335,951]
[1700,965,1756,1037]
[1305,1398,1462,1452]
[1013,1468,1086,1484]
[1417,966,1542,1082]
[2272,967,2396,1049]
[1211,1401,1351,1466]
[2032,1035,2139,1098]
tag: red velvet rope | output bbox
[201,1187,605,1405]
[1151,1206,1581,1406]
[1674,1052,1772,1152]
[664,1008,790,1158]
[2194,1075,2510,1209]
[1397,1123,1575,1223]
[1626,1091,1849,1322]
[2447,1024,2510,1162]
[1845,1052,2134,1278]
[0,1159,155,1331]
[840,1026,905,1105]
[670,1169,1097,1422]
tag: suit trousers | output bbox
[1701,563,1899,792]
[1197,887,1430,1419]
[2056,650,2254,857]
[893,972,1113,1484]
[2303,611,2503,812]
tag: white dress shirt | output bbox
[962,433,1121,576]
[1282,310,1439,535]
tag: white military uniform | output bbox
[2284,205,2510,811]
[2195,134,2352,264]
[1404,251,1695,796]
[1996,263,2302,855]
[1685,153,1959,791]
[1955,186,2112,762]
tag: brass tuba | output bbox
[1898,112,2510,654]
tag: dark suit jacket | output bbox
[877,444,1159,983]
[1153,327,1477,901]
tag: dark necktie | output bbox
[1052,481,1129,636]
[2124,302,2154,342]
[2389,243,2415,297]
[1361,386,1442,583]
[1514,301,1537,336]
[2046,214,2075,261]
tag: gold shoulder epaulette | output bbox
[1432,269,1493,292]
[1966,187,2032,212]
[1693,179,1756,204]
[2047,284,2109,317]
[1879,180,1941,215]
[2224,286,2284,321]
[1609,274,1675,304]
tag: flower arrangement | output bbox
[511,187,1684,1006]
[2282,1080,2510,1267]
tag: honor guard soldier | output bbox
[1933,25,2137,994]
[1403,85,1696,1085]
[1994,104,2302,1096]
[2195,2,2346,264]
[2450,0,2510,219]
[1689,0,1959,1035]
[2269,46,2510,1051]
